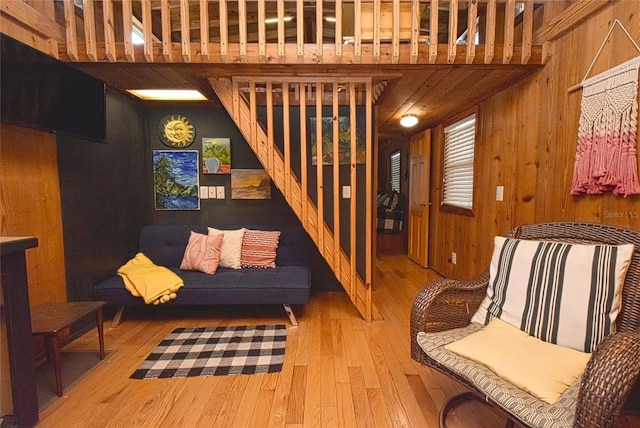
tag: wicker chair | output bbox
[411,222,640,428]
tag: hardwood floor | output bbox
[36,252,638,427]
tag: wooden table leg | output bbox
[96,307,105,359]
[48,333,63,397]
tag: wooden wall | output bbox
[0,124,67,416]
[0,125,67,304]
[429,1,640,279]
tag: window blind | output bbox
[390,150,401,192]
[442,114,476,209]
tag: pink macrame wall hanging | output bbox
[570,20,640,197]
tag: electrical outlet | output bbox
[208,187,217,199]
[342,186,351,198]
[216,186,225,199]
[451,252,457,265]
[496,185,504,201]
[200,186,209,199]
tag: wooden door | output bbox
[408,129,431,267]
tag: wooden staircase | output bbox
[210,77,374,321]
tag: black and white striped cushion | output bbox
[471,237,634,352]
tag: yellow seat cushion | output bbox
[445,318,591,404]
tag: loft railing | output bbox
[3,0,545,65]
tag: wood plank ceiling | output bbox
[76,61,540,137]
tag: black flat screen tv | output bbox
[1,34,106,143]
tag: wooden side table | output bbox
[30,301,107,397]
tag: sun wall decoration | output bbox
[158,115,196,147]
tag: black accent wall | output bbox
[146,105,342,291]
[58,91,151,301]
[58,96,342,301]
[148,106,299,225]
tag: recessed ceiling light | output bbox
[400,114,418,127]
[126,89,208,101]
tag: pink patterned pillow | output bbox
[180,232,224,274]
[241,230,281,268]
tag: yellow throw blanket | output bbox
[118,253,184,305]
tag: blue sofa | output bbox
[94,224,312,326]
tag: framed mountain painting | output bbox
[153,150,200,210]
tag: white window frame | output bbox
[390,150,401,193]
[442,113,476,210]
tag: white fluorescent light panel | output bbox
[127,89,208,101]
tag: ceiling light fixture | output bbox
[400,114,418,127]
[126,89,208,101]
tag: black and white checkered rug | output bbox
[130,324,286,379]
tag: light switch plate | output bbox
[496,185,504,201]
[342,186,351,198]
[216,186,225,199]
[208,187,217,199]
[200,186,209,199]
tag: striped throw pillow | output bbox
[241,230,281,268]
[471,236,634,353]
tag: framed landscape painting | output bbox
[153,150,200,210]
[202,137,231,174]
[231,169,271,199]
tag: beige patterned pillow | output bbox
[208,227,246,269]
